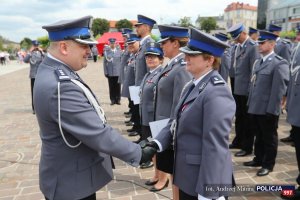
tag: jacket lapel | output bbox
[255,54,275,73]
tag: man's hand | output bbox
[140,146,157,165]
[139,141,159,165]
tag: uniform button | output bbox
[131,159,134,163]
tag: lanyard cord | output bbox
[57,82,82,148]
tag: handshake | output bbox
[139,140,159,165]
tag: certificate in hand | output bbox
[149,118,170,139]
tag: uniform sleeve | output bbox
[103,51,108,75]
[197,85,236,198]
[267,60,290,115]
[23,54,31,63]
[170,68,191,119]
[50,81,141,166]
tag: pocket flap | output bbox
[77,156,104,171]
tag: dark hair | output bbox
[169,37,189,47]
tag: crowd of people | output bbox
[29,13,300,200]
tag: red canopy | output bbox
[96,32,124,55]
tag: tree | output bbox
[0,40,3,51]
[91,18,109,37]
[20,37,32,50]
[200,17,217,33]
[37,36,50,49]
[115,19,133,31]
[178,16,193,27]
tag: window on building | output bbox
[293,7,300,14]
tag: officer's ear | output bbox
[58,41,69,56]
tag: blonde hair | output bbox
[202,54,221,70]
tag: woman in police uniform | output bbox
[152,27,236,200]
[153,25,191,198]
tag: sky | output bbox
[0,0,258,43]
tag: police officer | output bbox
[24,40,44,114]
[227,23,260,156]
[282,31,300,200]
[141,27,236,200]
[268,24,292,63]
[34,16,155,200]
[127,15,156,137]
[214,32,231,82]
[121,34,141,137]
[249,27,258,41]
[154,24,191,199]
[103,38,122,105]
[243,30,289,176]
[139,43,163,170]
[119,28,132,85]
[134,14,156,86]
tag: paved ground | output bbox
[0,59,297,200]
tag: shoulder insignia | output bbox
[275,55,283,60]
[211,76,225,85]
[249,40,256,45]
[282,39,291,44]
[55,68,70,81]
[179,58,187,66]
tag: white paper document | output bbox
[149,118,170,139]
[129,86,140,105]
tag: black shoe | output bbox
[32,110,35,114]
[280,136,293,143]
[235,150,252,157]
[124,111,131,115]
[127,127,138,133]
[124,120,131,123]
[256,168,272,176]
[229,143,242,149]
[128,132,139,137]
[140,161,154,169]
[125,114,131,118]
[133,138,142,144]
[110,102,115,105]
[116,101,121,105]
[243,160,262,167]
[149,179,169,192]
[145,179,158,186]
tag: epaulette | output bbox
[55,68,70,81]
[282,39,291,44]
[249,40,256,45]
[275,55,283,60]
[211,76,225,85]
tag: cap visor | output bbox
[75,38,98,45]
[257,39,267,44]
[134,23,143,27]
[145,52,160,56]
[179,46,202,55]
[157,37,170,43]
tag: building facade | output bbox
[224,2,257,29]
[267,0,300,31]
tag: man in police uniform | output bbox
[127,15,156,136]
[214,32,231,82]
[34,16,155,200]
[103,38,122,105]
[268,24,292,63]
[227,23,260,156]
[243,30,289,176]
[24,40,44,114]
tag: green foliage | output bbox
[115,19,133,30]
[151,34,160,42]
[200,17,217,33]
[37,36,49,49]
[178,16,193,27]
[280,30,297,39]
[0,40,3,50]
[92,18,109,37]
[20,37,32,50]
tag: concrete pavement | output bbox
[0,59,297,200]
